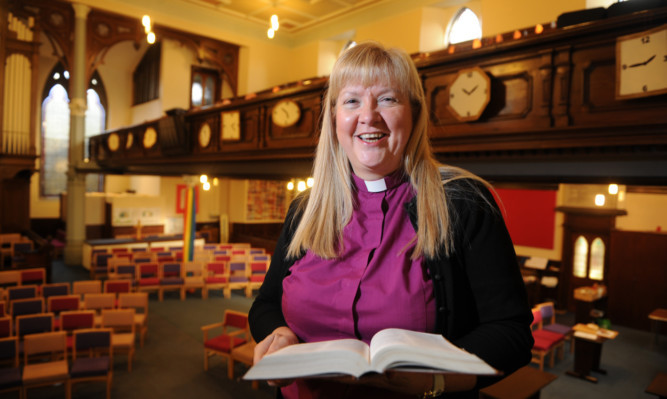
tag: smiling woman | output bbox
[249,41,534,399]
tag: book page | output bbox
[244,339,371,380]
[369,329,498,375]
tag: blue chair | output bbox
[159,262,184,301]
[0,336,21,398]
[69,328,113,399]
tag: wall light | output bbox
[200,174,208,184]
[267,28,275,39]
[297,181,306,192]
[287,181,294,190]
[271,14,279,31]
[608,184,619,195]
[147,31,156,44]
[595,194,606,206]
[306,177,314,188]
[203,181,211,191]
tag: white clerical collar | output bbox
[364,178,387,193]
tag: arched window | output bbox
[41,62,107,197]
[573,236,588,278]
[589,237,605,280]
[445,7,482,47]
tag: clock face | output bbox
[448,67,491,122]
[616,25,667,99]
[272,99,301,127]
[221,111,241,141]
[143,126,157,149]
[107,132,119,152]
[198,123,212,148]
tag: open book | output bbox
[243,328,498,380]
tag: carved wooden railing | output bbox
[88,5,667,183]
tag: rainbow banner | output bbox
[183,185,196,262]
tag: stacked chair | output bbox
[530,307,566,370]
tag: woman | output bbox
[249,41,533,399]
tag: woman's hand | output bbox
[253,326,299,387]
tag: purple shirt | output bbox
[281,172,435,398]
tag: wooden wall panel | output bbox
[608,230,667,331]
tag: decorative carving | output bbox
[69,98,87,116]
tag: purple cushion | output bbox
[544,324,572,335]
[70,357,110,378]
[160,277,184,285]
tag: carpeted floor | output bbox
[6,260,666,399]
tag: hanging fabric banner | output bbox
[183,185,196,262]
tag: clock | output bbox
[198,122,212,148]
[143,126,157,149]
[126,132,134,149]
[272,99,301,127]
[616,25,667,100]
[221,111,241,140]
[107,132,119,152]
[447,67,491,122]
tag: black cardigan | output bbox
[249,178,534,396]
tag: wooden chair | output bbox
[537,301,574,352]
[10,241,33,268]
[16,312,54,339]
[226,261,249,298]
[530,308,565,370]
[245,256,270,298]
[183,262,205,299]
[42,282,70,300]
[73,280,102,298]
[83,293,116,327]
[118,292,148,347]
[22,331,70,398]
[60,310,96,355]
[6,285,38,302]
[0,270,21,291]
[47,295,81,329]
[0,316,11,338]
[0,336,21,398]
[230,337,259,388]
[20,268,46,286]
[201,310,249,379]
[91,252,113,280]
[159,262,184,301]
[69,328,113,399]
[203,262,229,299]
[135,263,160,298]
[104,279,132,296]
[9,297,44,319]
[108,263,136,282]
[101,308,136,372]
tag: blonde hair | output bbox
[286,41,481,260]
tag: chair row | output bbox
[1,329,114,399]
[105,256,270,300]
[0,234,33,269]
[0,267,47,290]
[1,292,149,348]
[89,242,267,279]
[530,301,573,370]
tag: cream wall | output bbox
[480,0,585,37]
[616,193,667,232]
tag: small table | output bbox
[479,366,557,399]
[649,309,667,347]
[566,323,618,383]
